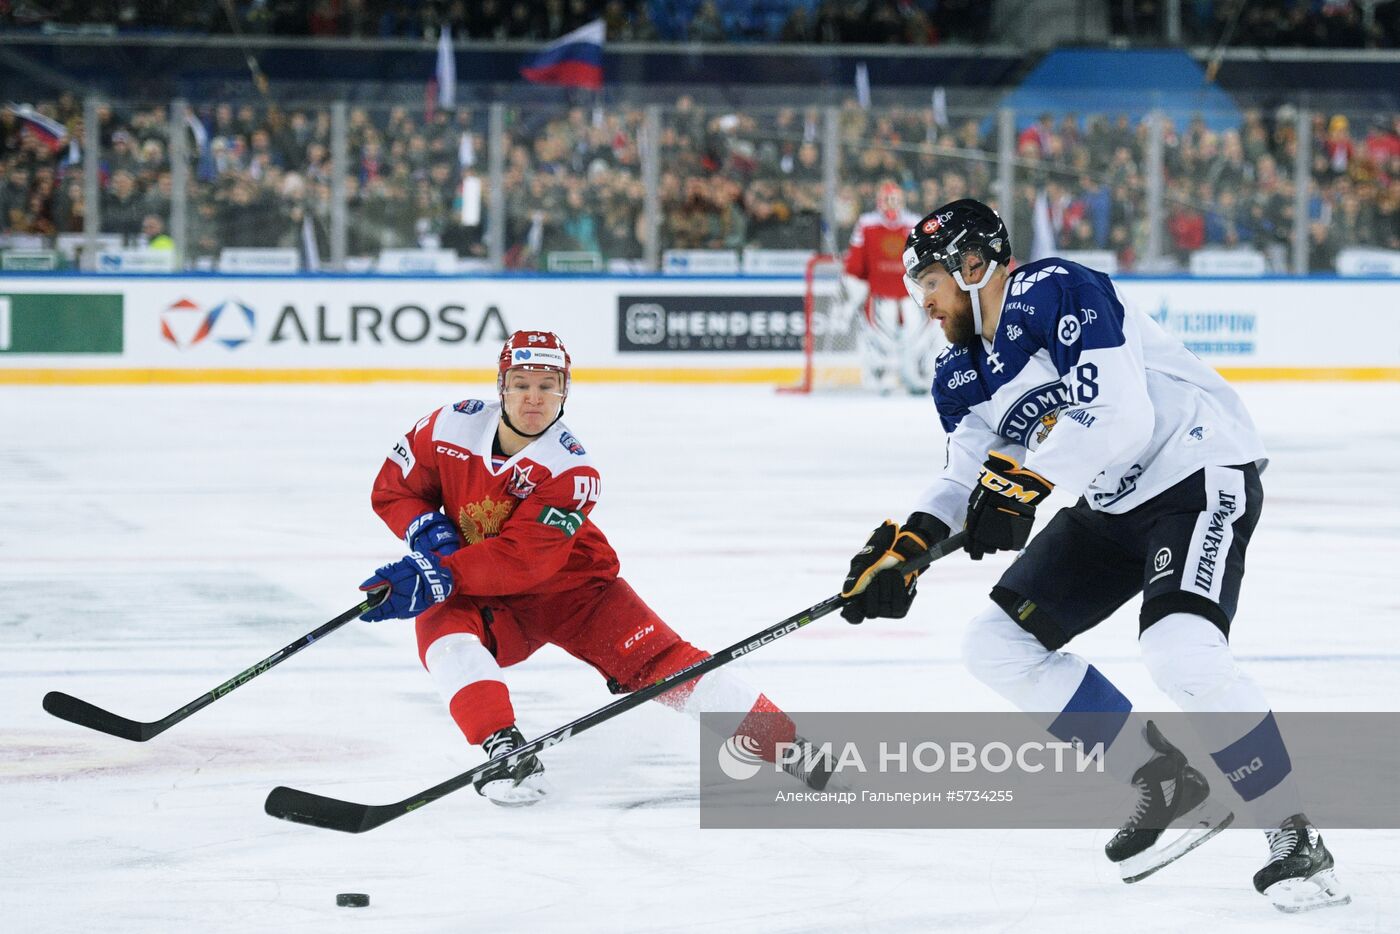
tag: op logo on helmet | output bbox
[921,211,954,234]
[513,349,533,362]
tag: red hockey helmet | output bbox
[497,330,571,397]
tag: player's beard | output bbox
[943,300,978,348]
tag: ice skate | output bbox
[1105,721,1234,882]
[474,726,549,808]
[1254,814,1350,913]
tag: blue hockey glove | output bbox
[359,550,454,621]
[405,511,462,556]
[963,451,1054,560]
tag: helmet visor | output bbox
[903,272,929,307]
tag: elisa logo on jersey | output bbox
[159,297,255,350]
[717,734,766,781]
[1008,266,1067,297]
[946,369,978,390]
[559,431,586,455]
[453,399,486,415]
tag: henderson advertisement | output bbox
[0,275,1396,381]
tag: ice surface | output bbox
[2,381,1397,933]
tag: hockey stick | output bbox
[42,588,388,742]
[264,532,968,833]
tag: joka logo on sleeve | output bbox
[537,505,585,537]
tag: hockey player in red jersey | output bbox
[843,180,940,393]
[358,330,833,805]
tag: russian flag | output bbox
[5,103,68,154]
[520,19,604,90]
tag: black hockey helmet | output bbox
[903,199,1011,340]
[902,198,1011,282]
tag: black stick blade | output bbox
[42,691,155,742]
[265,786,374,833]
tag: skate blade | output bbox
[1118,802,1235,883]
[1264,868,1352,913]
[479,775,550,808]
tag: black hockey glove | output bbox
[840,512,950,624]
[963,451,1054,560]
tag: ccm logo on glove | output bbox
[963,451,1054,560]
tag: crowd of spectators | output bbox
[2,89,1397,272]
[0,94,496,266]
[5,1,1396,48]
[1001,106,1400,270]
[1116,0,1400,49]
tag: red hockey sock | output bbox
[625,642,709,710]
[734,693,797,763]
[447,680,515,745]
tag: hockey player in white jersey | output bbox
[839,199,1348,912]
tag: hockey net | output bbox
[780,253,862,393]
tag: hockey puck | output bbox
[336,893,370,908]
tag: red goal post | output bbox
[778,253,862,393]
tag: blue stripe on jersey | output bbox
[490,453,508,470]
[1047,665,1132,752]
[1208,711,1293,802]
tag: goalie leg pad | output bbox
[898,298,939,392]
[859,301,900,391]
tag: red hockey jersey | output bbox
[844,209,922,299]
[370,399,619,596]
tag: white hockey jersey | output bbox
[915,258,1267,527]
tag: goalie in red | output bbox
[843,180,941,394]
[357,330,833,805]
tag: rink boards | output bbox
[0,274,1396,383]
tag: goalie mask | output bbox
[497,330,571,437]
[877,180,904,223]
[903,199,1011,339]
